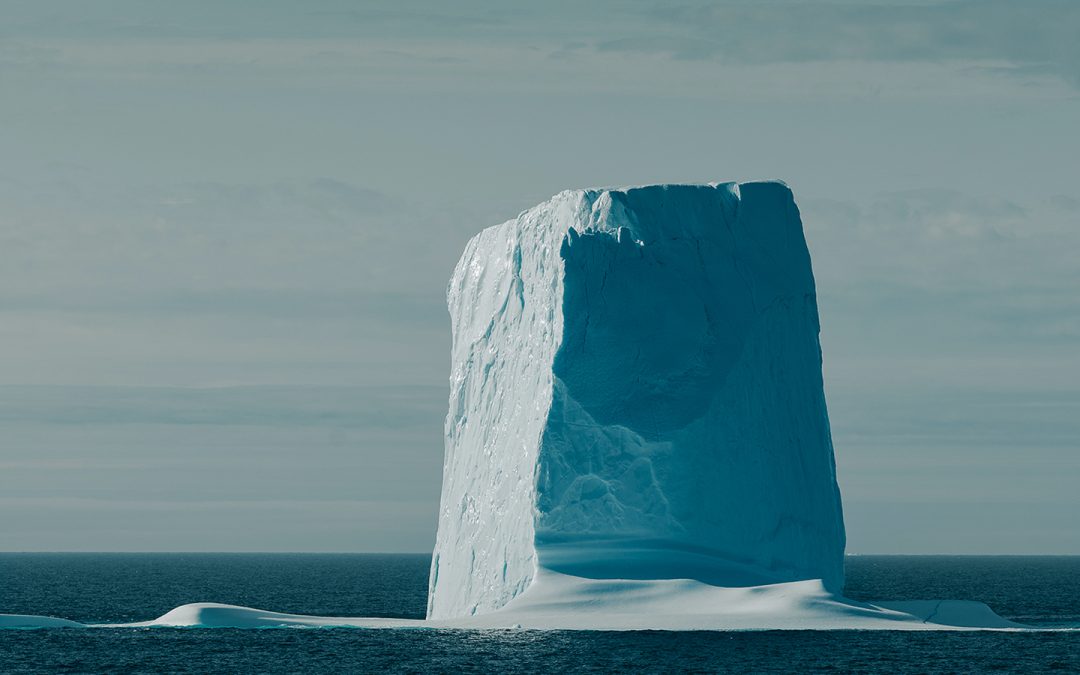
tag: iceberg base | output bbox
[0,572,1038,631]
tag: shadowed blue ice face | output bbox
[538,184,845,591]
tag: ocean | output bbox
[1,554,1078,673]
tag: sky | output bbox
[2,0,1078,553]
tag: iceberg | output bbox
[429,182,845,619]
[1,182,1040,632]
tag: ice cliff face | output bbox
[428,182,846,620]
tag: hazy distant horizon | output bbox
[2,0,1078,554]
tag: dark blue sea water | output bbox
[1,554,1078,673]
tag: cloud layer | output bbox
[2,0,1078,553]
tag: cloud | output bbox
[5,1,1076,99]
[802,188,1080,346]
[601,0,1080,86]
[156,178,392,222]
[0,172,468,388]
[863,188,1027,239]
[0,384,444,430]
[0,175,456,296]
[805,188,1062,274]
[0,288,448,324]
[1048,194,1080,212]
[0,383,444,550]
[0,0,518,40]
[1,0,1078,555]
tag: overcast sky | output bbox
[2,0,1078,553]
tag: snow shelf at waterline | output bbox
[0,572,1030,631]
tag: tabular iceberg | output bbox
[429,182,846,620]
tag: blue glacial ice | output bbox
[429,182,845,619]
